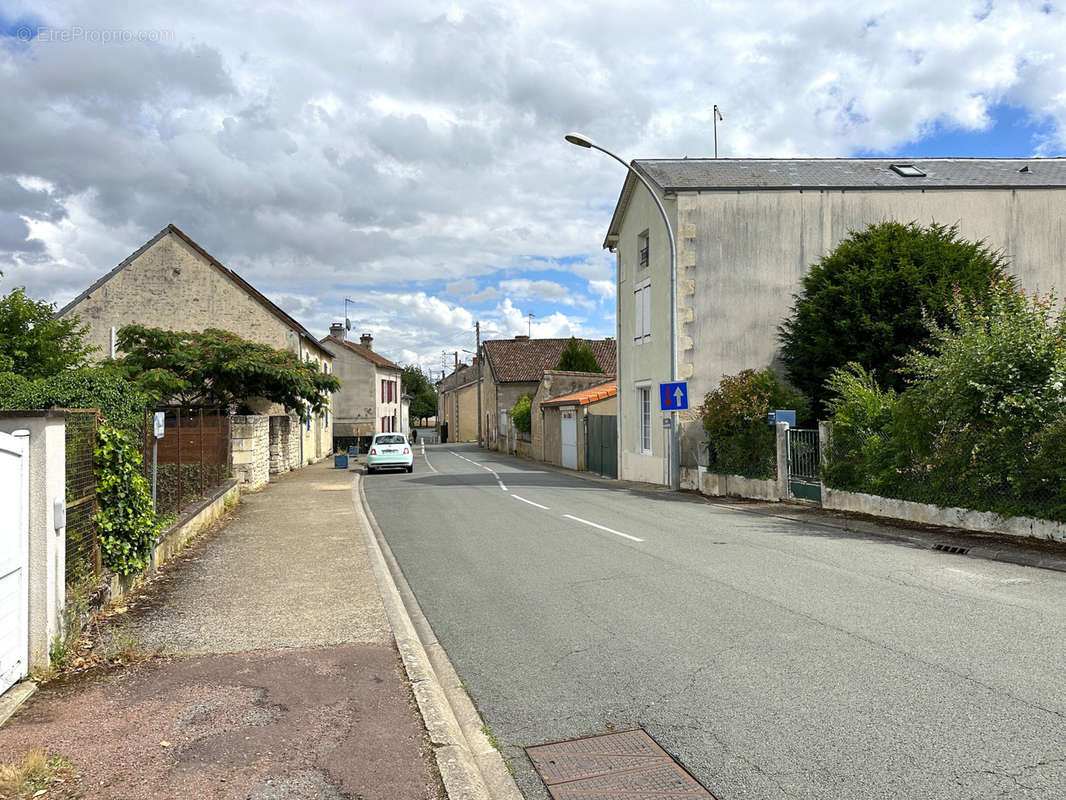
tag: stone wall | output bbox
[230,414,269,489]
[269,415,297,475]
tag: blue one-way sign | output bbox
[660,381,689,411]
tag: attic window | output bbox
[890,164,926,177]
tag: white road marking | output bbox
[450,450,507,490]
[563,514,644,542]
[423,451,438,473]
[511,494,549,510]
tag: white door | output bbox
[561,409,578,470]
[0,431,29,694]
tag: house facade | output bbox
[480,336,615,453]
[58,224,334,466]
[322,327,404,448]
[436,361,481,443]
[605,158,1066,486]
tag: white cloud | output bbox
[2,0,1066,353]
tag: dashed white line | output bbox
[511,494,550,510]
[450,450,507,490]
[563,514,644,542]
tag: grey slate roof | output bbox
[633,158,1066,191]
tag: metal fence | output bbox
[706,425,777,480]
[65,409,100,584]
[823,426,1066,523]
[141,408,231,519]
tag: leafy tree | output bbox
[701,368,808,478]
[779,221,1009,416]
[111,325,340,416]
[0,285,95,378]
[509,393,533,434]
[554,337,602,373]
[402,364,438,423]
[0,368,148,437]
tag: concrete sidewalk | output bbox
[0,461,443,799]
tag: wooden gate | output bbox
[0,430,29,694]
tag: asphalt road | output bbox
[363,444,1066,800]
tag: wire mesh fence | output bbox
[823,425,1066,522]
[706,425,777,480]
[64,409,100,585]
[141,408,231,519]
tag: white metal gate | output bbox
[0,430,29,694]
[561,409,578,470]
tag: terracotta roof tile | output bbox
[321,335,402,370]
[481,338,616,383]
[541,380,617,407]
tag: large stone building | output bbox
[604,157,1066,486]
[58,224,334,465]
[322,326,405,448]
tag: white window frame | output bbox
[636,382,652,455]
[634,278,651,344]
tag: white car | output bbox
[366,433,413,474]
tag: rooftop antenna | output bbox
[343,297,355,341]
[527,312,535,337]
[713,105,724,159]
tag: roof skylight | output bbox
[891,164,926,177]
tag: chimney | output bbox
[360,333,373,350]
[329,322,344,339]
[514,334,529,340]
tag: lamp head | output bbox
[564,132,595,148]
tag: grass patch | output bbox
[0,749,76,798]
[480,723,501,751]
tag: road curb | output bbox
[353,474,523,800]
[0,680,36,729]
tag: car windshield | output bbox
[376,435,406,444]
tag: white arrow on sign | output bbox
[673,387,684,405]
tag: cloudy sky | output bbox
[2,1,1065,376]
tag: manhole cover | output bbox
[525,728,715,799]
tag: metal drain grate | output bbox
[933,543,970,555]
[525,728,715,799]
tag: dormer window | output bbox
[891,164,926,177]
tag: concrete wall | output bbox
[488,381,539,452]
[616,183,1066,484]
[230,415,269,489]
[0,412,66,672]
[824,487,1066,542]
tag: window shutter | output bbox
[634,285,644,341]
[642,284,651,338]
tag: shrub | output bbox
[702,368,808,479]
[93,425,163,575]
[779,221,1009,416]
[510,393,532,434]
[0,368,148,437]
[823,281,1066,520]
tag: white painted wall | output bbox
[0,413,66,673]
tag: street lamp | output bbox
[565,132,680,490]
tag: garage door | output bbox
[0,431,29,695]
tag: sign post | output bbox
[152,411,165,509]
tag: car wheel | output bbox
[406,465,413,473]
[366,466,374,475]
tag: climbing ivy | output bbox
[93,424,163,575]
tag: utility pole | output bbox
[475,321,482,448]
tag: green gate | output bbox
[586,415,618,479]
[787,427,822,503]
